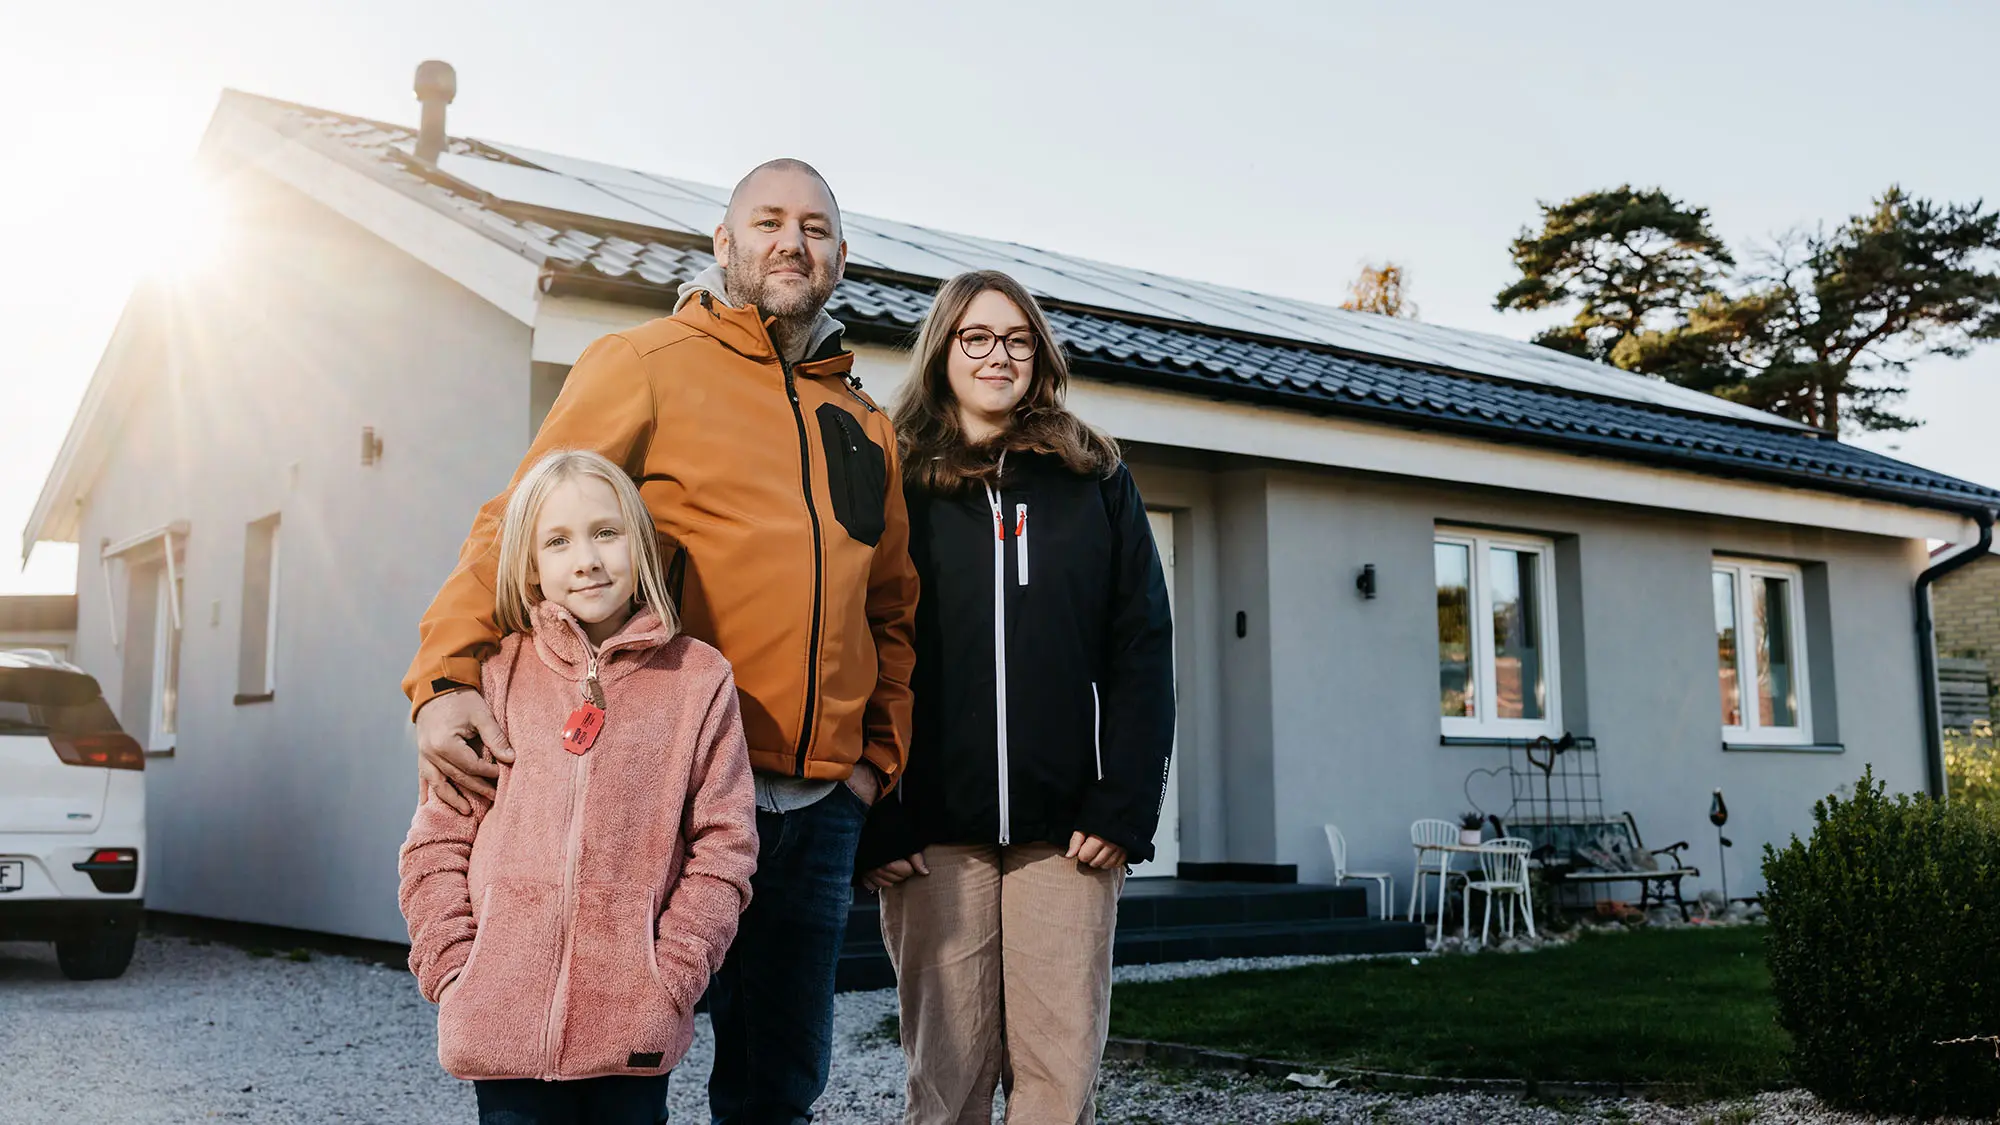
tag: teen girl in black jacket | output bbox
[864,451,1174,862]
[860,269,1174,1124]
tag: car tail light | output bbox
[74,848,140,894]
[51,733,146,771]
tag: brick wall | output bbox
[1934,555,2000,666]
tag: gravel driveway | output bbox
[0,934,1968,1124]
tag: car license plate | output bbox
[0,860,22,893]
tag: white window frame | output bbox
[264,520,281,693]
[1713,557,1812,745]
[149,564,182,752]
[238,515,282,698]
[1436,528,1562,739]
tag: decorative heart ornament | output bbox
[1462,766,1515,820]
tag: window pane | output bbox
[156,573,181,739]
[1756,575,1798,728]
[1435,542,1475,718]
[1714,570,1741,726]
[240,516,280,696]
[1490,547,1545,720]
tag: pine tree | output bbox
[1500,186,2000,433]
[1494,186,1732,364]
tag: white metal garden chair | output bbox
[1324,825,1395,920]
[1407,818,1465,924]
[1462,836,1537,943]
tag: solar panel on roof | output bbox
[433,153,699,232]
[473,141,699,198]
[583,182,723,237]
[630,173,731,207]
[460,138,1807,430]
[838,216,992,278]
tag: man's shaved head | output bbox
[725,158,841,236]
[714,158,847,333]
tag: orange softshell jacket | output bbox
[402,293,918,785]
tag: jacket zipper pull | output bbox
[585,644,606,708]
[564,659,607,755]
[1015,503,1029,586]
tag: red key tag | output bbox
[562,704,605,755]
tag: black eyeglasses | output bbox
[955,328,1038,362]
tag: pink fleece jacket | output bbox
[398,601,757,1081]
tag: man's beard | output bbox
[722,248,836,322]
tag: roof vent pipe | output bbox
[413,60,456,164]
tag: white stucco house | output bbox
[23,75,2000,943]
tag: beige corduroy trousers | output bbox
[878,842,1125,1125]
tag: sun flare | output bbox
[138,170,230,281]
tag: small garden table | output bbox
[1420,841,1494,947]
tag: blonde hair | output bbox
[494,449,678,638]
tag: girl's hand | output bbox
[1066,832,1127,871]
[862,852,929,891]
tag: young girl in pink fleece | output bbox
[399,449,758,1124]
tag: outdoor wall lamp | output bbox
[1356,563,1377,600]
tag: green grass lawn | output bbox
[1109,926,1786,1097]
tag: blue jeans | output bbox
[475,1074,669,1124]
[707,785,867,1125]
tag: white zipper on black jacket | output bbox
[983,452,1012,844]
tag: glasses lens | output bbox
[1003,333,1038,361]
[958,330,996,359]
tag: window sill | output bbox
[234,692,275,706]
[144,746,175,759]
[1441,734,1591,749]
[1722,741,1844,754]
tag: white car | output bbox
[0,650,145,979]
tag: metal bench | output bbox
[1504,812,1699,921]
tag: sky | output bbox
[3,0,1997,595]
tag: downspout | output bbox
[1917,509,1995,799]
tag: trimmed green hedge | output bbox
[1762,767,2000,1117]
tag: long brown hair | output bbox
[893,270,1120,493]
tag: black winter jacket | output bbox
[859,452,1175,868]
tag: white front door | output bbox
[1129,510,1179,878]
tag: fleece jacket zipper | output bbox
[984,452,1011,845]
[542,623,600,1078]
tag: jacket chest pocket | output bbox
[815,403,887,547]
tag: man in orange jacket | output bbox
[404,159,917,1124]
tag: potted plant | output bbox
[1458,811,1484,846]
